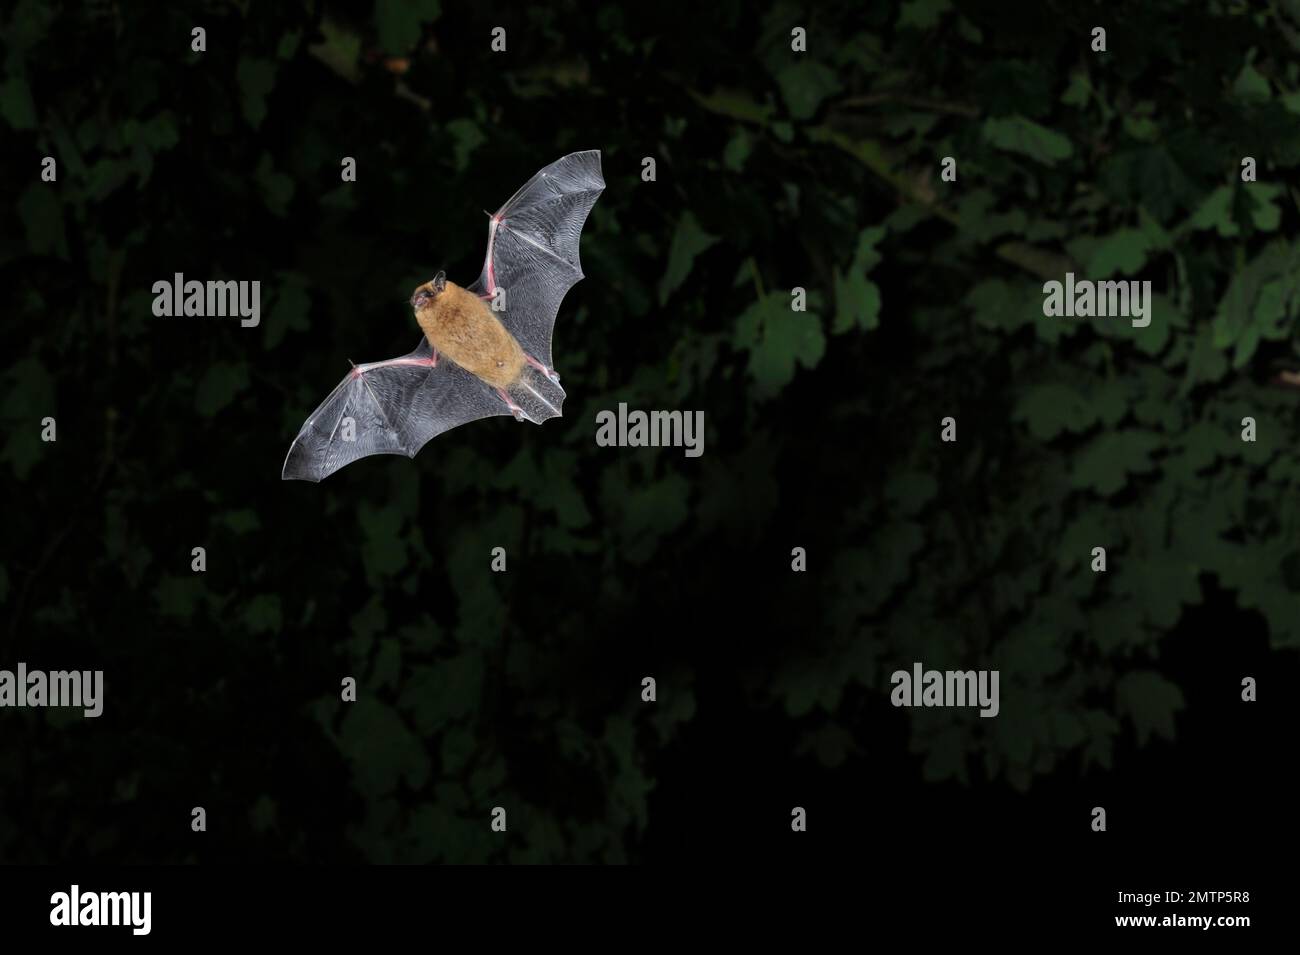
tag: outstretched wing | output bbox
[282,338,509,482]
[468,149,604,372]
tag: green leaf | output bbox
[241,594,283,635]
[85,159,133,201]
[369,639,402,691]
[982,115,1073,166]
[658,212,719,304]
[236,58,276,128]
[17,185,67,258]
[1187,186,1239,237]
[218,509,261,534]
[734,293,825,395]
[1248,183,1284,232]
[956,190,1029,243]
[309,18,363,84]
[805,724,856,768]
[1126,557,1200,629]
[885,472,938,516]
[375,0,442,55]
[1122,115,1158,142]
[254,154,295,217]
[832,272,881,333]
[690,88,773,125]
[722,129,752,172]
[775,60,841,121]
[778,664,820,718]
[339,699,431,796]
[1117,671,1184,745]
[1119,292,1181,357]
[1184,324,1228,387]
[898,0,952,30]
[154,575,205,621]
[844,522,925,613]
[536,451,591,528]
[277,31,302,60]
[0,75,37,129]
[1211,239,1300,367]
[1061,71,1090,107]
[1088,228,1152,278]
[1082,710,1120,770]
[965,278,1038,333]
[350,597,388,643]
[195,362,250,417]
[1232,62,1270,100]
[993,709,1035,766]
[405,655,483,729]
[850,225,887,272]
[1099,143,1201,220]
[602,473,691,564]
[1070,430,1162,496]
[4,0,55,65]
[0,357,55,478]
[832,225,887,333]
[358,502,408,583]
[265,273,312,349]
[445,118,485,173]
[122,114,176,152]
[1013,383,1097,440]
[1049,711,1086,749]
[249,795,278,833]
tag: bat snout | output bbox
[411,272,448,311]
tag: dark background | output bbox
[1,0,1297,894]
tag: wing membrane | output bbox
[282,338,509,482]
[469,150,604,370]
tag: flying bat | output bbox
[282,150,605,482]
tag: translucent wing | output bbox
[284,152,603,481]
[468,150,605,372]
[281,338,509,482]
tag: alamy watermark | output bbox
[50,885,151,936]
[152,273,260,327]
[0,663,103,717]
[595,403,704,457]
[890,662,999,718]
[1042,272,1151,328]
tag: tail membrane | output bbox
[507,365,566,424]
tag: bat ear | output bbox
[433,270,447,293]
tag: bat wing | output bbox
[468,150,605,372]
[281,338,510,482]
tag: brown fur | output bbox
[413,280,525,389]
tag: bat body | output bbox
[415,279,525,389]
[282,150,604,482]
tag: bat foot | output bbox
[524,352,560,383]
[496,387,526,420]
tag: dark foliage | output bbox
[1,0,1297,863]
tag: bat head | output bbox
[410,271,447,311]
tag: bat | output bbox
[281,149,605,482]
